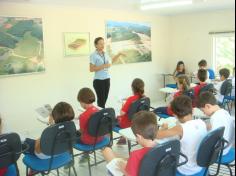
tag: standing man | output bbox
[90,37,124,108]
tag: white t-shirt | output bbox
[210,109,235,155]
[214,80,225,103]
[178,119,207,175]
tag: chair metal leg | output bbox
[57,169,60,176]
[128,140,131,155]
[94,151,97,166]
[26,167,29,176]
[68,166,71,176]
[88,155,92,176]
[226,165,233,176]
[72,166,77,176]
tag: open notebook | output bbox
[106,158,126,176]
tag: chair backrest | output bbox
[199,83,216,95]
[197,127,225,167]
[40,121,77,156]
[127,97,150,120]
[208,69,215,80]
[0,133,22,169]
[88,108,116,138]
[139,140,188,176]
[221,79,232,96]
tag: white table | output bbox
[160,83,197,94]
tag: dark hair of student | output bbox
[94,37,104,46]
[52,102,75,124]
[197,69,208,82]
[198,59,207,67]
[171,95,193,119]
[197,91,218,108]
[77,88,96,104]
[131,111,158,140]
[219,68,230,79]
[132,78,145,97]
[176,61,186,73]
[177,75,190,93]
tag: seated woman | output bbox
[155,75,191,116]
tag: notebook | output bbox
[106,158,126,176]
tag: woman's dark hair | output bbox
[132,78,145,97]
[52,102,75,124]
[77,88,96,104]
[94,37,104,46]
[175,61,185,74]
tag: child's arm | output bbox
[157,125,183,139]
[35,139,41,154]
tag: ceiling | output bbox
[0,0,235,16]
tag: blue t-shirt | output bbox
[90,51,111,80]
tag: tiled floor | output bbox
[17,100,235,176]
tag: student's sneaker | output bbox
[116,137,127,145]
[79,153,89,164]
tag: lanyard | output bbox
[98,52,106,64]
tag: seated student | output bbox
[214,68,232,104]
[102,111,158,176]
[198,92,235,155]
[77,88,103,145]
[193,60,211,83]
[157,95,207,175]
[0,116,8,175]
[154,75,191,116]
[116,78,145,145]
[231,67,235,97]
[118,78,145,129]
[173,61,187,79]
[24,102,75,160]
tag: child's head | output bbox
[176,61,185,73]
[132,78,145,97]
[197,69,207,82]
[171,95,193,122]
[198,60,208,69]
[51,102,75,124]
[197,91,218,116]
[131,111,158,146]
[77,88,96,109]
[219,68,230,81]
[177,75,190,92]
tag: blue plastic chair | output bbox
[177,127,225,176]
[222,95,235,115]
[5,164,17,176]
[208,69,215,80]
[216,148,235,176]
[23,121,78,176]
[166,84,178,89]
[74,108,116,176]
[158,113,171,119]
[0,133,25,176]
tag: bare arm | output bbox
[157,125,183,139]
[90,63,110,72]
[35,139,41,154]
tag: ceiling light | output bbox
[141,0,193,10]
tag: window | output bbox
[213,34,235,75]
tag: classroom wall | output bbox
[169,10,235,74]
[0,2,171,136]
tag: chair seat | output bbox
[113,126,122,133]
[176,169,207,176]
[217,148,235,164]
[5,165,17,176]
[23,152,72,172]
[74,137,110,152]
[166,84,177,89]
[158,113,171,119]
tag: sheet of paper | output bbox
[106,158,125,176]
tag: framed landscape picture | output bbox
[106,21,152,65]
[0,16,45,77]
[64,32,90,56]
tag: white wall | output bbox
[0,2,171,136]
[169,10,235,74]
